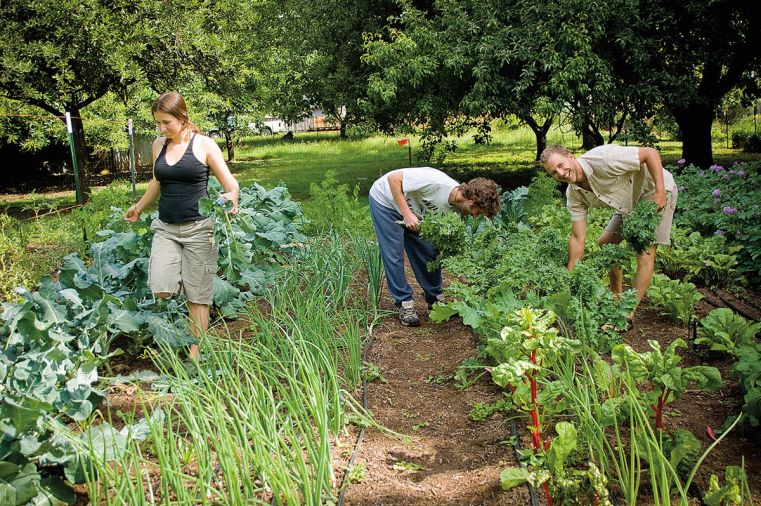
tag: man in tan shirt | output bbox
[541,144,677,322]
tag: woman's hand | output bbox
[125,204,141,222]
[218,192,239,215]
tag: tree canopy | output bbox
[1,0,760,179]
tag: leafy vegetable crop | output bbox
[621,199,660,254]
[0,181,306,504]
[612,339,722,430]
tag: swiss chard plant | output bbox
[703,464,747,506]
[694,308,761,358]
[612,339,722,430]
[647,274,703,326]
[500,421,614,505]
[487,307,580,505]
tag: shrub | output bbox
[673,162,761,283]
[302,170,372,236]
[742,133,761,153]
[0,214,35,302]
[72,179,135,243]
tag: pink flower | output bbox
[722,207,737,215]
[677,158,686,166]
[712,189,721,198]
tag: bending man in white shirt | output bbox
[369,167,501,326]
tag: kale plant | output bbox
[621,200,659,254]
[419,211,467,269]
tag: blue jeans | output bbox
[369,196,442,305]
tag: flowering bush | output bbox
[673,161,761,282]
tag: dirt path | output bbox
[342,274,528,505]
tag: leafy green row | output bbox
[0,182,306,504]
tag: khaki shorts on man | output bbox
[604,189,678,246]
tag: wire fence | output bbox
[0,113,154,197]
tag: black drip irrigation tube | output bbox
[336,317,379,506]
[711,288,761,322]
[510,418,539,506]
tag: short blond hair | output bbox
[539,145,572,165]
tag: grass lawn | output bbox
[0,121,758,302]
[2,121,759,210]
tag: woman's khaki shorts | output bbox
[148,218,218,305]
[604,189,678,246]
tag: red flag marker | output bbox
[397,138,409,147]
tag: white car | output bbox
[248,118,289,135]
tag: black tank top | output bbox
[154,134,209,223]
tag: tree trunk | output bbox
[523,116,553,161]
[339,120,347,140]
[581,119,604,150]
[671,104,714,168]
[225,129,236,161]
[68,105,91,204]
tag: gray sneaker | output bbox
[427,294,446,310]
[397,300,420,327]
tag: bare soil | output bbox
[341,296,525,505]
[341,272,761,505]
[89,273,761,505]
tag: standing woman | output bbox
[125,92,239,360]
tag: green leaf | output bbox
[0,461,41,505]
[491,360,539,389]
[683,366,722,392]
[547,421,577,477]
[38,476,75,505]
[500,466,530,491]
[429,303,459,322]
[139,312,192,348]
[106,304,140,334]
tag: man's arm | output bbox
[568,220,587,270]
[387,171,419,230]
[639,147,667,211]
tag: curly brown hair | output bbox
[459,178,501,217]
